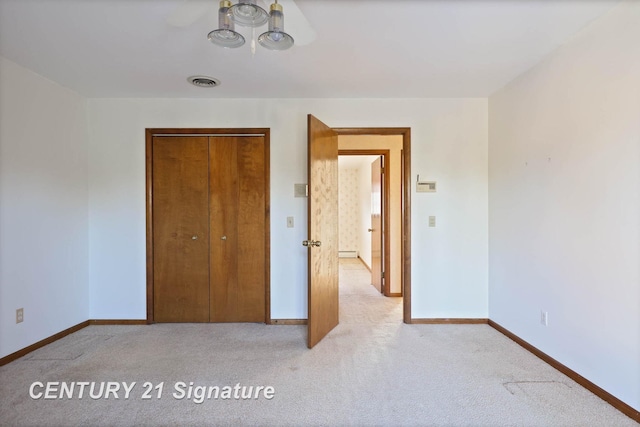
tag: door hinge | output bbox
[381,271,385,279]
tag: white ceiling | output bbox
[0,0,618,98]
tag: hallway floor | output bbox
[338,257,402,324]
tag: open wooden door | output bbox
[306,115,339,348]
[370,156,384,294]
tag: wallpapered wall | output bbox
[338,168,360,253]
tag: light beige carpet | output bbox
[0,258,636,426]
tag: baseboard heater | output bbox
[338,251,358,258]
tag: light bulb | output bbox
[257,1,294,50]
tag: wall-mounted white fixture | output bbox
[540,310,549,326]
[416,175,437,193]
[294,184,308,198]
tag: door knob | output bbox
[302,240,322,247]
[192,235,198,240]
[368,228,374,232]
[221,236,227,240]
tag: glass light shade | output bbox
[209,1,245,48]
[258,2,294,50]
[229,0,269,28]
[208,29,245,48]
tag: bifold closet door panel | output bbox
[152,136,210,322]
[209,136,266,322]
[209,137,239,322]
[236,137,266,322]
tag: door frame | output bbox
[334,127,412,323]
[145,128,271,324]
[338,150,392,297]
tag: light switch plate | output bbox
[287,217,294,228]
[294,184,308,198]
[428,216,436,227]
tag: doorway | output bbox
[338,151,398,298]
[306,115,411,348]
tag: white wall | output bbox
[488,1,640,411]
[0,57,89,358]
[87,98,488,320]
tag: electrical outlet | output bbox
[16,308,24,324]
[540,310,548,326]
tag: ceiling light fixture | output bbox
[208,1,245,48]
[230,0,269,28]
[208,0,294,51]
[258,1,294,50]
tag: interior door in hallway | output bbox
[370,156,383,294]
[306,115,339,348]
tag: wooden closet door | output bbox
[209,137,238,322]
[236,136,266,321]
[152,136,210,322]
[209,136,265,322]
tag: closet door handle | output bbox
[221,236,227,240]
[191,235,198,240]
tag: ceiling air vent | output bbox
[187,76,221,88]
